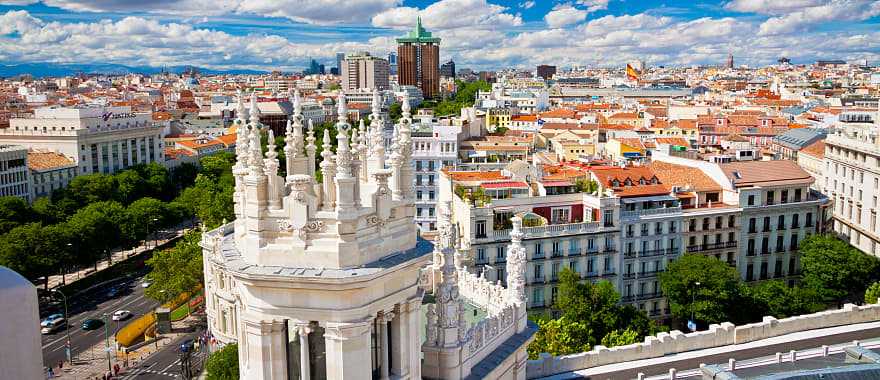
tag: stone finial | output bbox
[292,88,302,115]
[321,127,332,161]
[235,89,246,123]
[249,91,261,125]
[266,129,277,160]
[337,92,348,125]
[401,92,411,116]
[511,216,523,243]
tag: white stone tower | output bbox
[203,90,429,380]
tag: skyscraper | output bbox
[726,53,734,69]
[536,64,556,80]
[340,52,390,90]
[336,52,345,73]
[397,17,441,99]
[387,51,398,75]
[440,60,455,78]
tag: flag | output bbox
[626,64,640,80]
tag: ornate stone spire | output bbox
[505,216,527,304]
[335,93,353,179]
[249,91,261,125]
[305,119,317,177]
[320,127,336,210]
[264,129,281,209]
[290,89,305,157]
[426,200,467,348]
[368,89,386,174]
[235,89,247,124]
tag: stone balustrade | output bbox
[526,302,880,379]
[458,269,513,315]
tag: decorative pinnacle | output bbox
[337,93,348,125]
[249,91,261,124]
[292,88,302,115]
[235,89,246,123]
[266,129,277,160]
[306,119,316,148]
[321,128,332,159]
[371,88,381,115]
[401,93,411,116]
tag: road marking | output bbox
[160,359,180,373]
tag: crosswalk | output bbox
[119,367,179,378]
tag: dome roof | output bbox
[0,265,33,294]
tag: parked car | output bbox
[141,280,152,288]
[106,288,119,298]
[111,310,132,321]
[179,338,194,353]
[41,318,66,335]
[81,319,104,331]
[41,314,64,327]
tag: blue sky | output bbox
[0,0,878,72]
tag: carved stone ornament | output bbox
[278,219,294,232]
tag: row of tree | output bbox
[660,234,880,328]
[0,154,236,288]
[418,80,492,117]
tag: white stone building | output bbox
[341,52,390,91]
[0,145,31,202]
[4,105,164,175]
[412,121,461,231]
[824,111,880,256]
[202,91,533,380]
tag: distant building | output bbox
[4,105,164,175]
[397,18,441,98]
[726,53,734,69]
[440,60,456,78]
[28,149,76,199]
[387,51,398,76]
[0,145,30,202]
[536,65,557,80]
[340,52,390,91]
[304,58,325,75]
[336,52,344,74]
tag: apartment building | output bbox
[412,122,461,231]
[824,111,880,256]
[340,52,390,91]
[0,145,31,202]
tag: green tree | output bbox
[171,162,200,190]
[745,280,823,319]
[601,328,640,348]
[660,254,742,325]
[574,179,599,194]
[0,196,33,234]
[866,282,880,304]
[116,169,147,204]
[0,223,56,285]
[31,196,64,224]
[800,234,880,303]
[145,230,204,303]
[527,316,593,359]
[205,343,239,380]
[66,201,129,264]
[65,173,117,206]
[388,102,402,121]
[125,197,169,242]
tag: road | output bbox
[119,331,208,379]
[551,326,880,379]
[40,273,159,369]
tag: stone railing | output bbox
[462,303,518,370]
[491,221,603,241]
[526,302,880,379]
[458,269,512,315]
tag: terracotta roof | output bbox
[445,170,506,182]
[541,180,573,187]
[480,181,528,189]
[177,139,224,150]
[613,138,645,150]
[215,134,237,147]
[720,160,814,188]
[648,161,720,192]
[609,112,640,120]
[539,109,577,119]
[799,139,825,159]
[511,114,537,122]
[653,137,690,147]
[590,166,670,197]
[27,150,75,171]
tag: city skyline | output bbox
[0,0,878,73]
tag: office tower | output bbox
[397,18,441,99]
[440,60,456,78]
[340,52,390,90]
[536,65,556,80]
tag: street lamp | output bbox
[51,288,72,365]
[152,218,159,248]
[691,281,701,331]
[102,313,112,372]
[64,243,73,286]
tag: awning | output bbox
[621,194,678,203]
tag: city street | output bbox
[40,274,159,370]
[118,331,207,379]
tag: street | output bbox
[41,273,159,370]
[118,331,207,379]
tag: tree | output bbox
[205,343,239,380]
[0,196,33,234]
[660,254,742,326]
[800,234,880,303]
[601,328,640,348]
[31,196,64,224]
[171,163,200,190]
[116,170,147,204]
[66,201,129,264]
[745,280,823,319]
[65,173,117,206]
[145,230,204,303]
[0,223,56,284]
[865,282,880,304]
[125,197,169,242]
[574,179,599,194]
[528,269,660,358]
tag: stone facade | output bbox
[203,89,533,380]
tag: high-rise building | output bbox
[536,64,556,80]
[726,53,734,69]
[336,52,345,74]
[397,18,441,99]
[388,51,398,75]
[440,60,455,78]
[304,58,325,75]
[340,52,390,91]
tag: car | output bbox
[41,318,66,334]
[111,310,131,321]
[179,338,194,353]
[41,314,64,327]
[141,280,152,288]
[106,288,119,298]
[81,318,104,331]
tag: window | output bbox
[496,246,506,260]
[551,208,570,224]
[475,220,486,238]
[533,264,543,279]
[767,191,775,205]
[778,215,786,230]
[776,235,784,253]
[534,243,544,258]
[763,217,770,232]
[790,234,799,251]
[747,239,755,256]
[729,215,736,228]
[749,218,756,233]
[477,248,486,263]
[775,259,783,278]
[746,263,754,281]
[780,190,788,204]
[760,262,768,280]
[794,188,802,202]
[792,214,799,228]
[669,221,677,233]
[552,241,561,256]
[603,210,614,227]
[748,195,755,206]
[761,237,769,254]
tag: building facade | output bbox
[397,18,441,99]
[412,122,461,232]
[440,60,456,79]
[0,145,30,202]
[203,93,533,380]
[4,105,164,175]
[536,65,556,80]
[341,52,390,91]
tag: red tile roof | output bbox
[481,181,529,189]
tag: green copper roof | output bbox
[396,17,441,44]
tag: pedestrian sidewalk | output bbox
[46,222,194,290]
[48,314,203,379]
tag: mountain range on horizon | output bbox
[0,63,269,78]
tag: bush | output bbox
[206,343,239,380]
[866,282,880,304]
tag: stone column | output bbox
[116,140,124,170]
[242,318,288,380]
[96,143,104,173]
[298,325,311,380]
[379,312,394,380]
[135,138,143,164]
[405,297,422,379]
[323,320,373,380]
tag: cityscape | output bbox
[0,1,880,380]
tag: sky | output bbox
[0,0,878,72]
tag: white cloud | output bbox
[723,0,826,14]
[544,4,588,28]
[519,1,534,9]
[372,0,522,30]
[0,0,39,4]
[576,0,610,12]
[758,0,880,35]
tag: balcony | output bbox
[551,251,563,258]
[624,251,637,259]
[621,295,636,302]
[638,269,664,278]
[639,248,677,258]
[686,241,737,253]
[637,292,663,301]
[623,272,636,280]
[621,206,682,221]
[483,220,608,242]
[600,271,617,278]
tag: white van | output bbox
[41,318,66,334]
